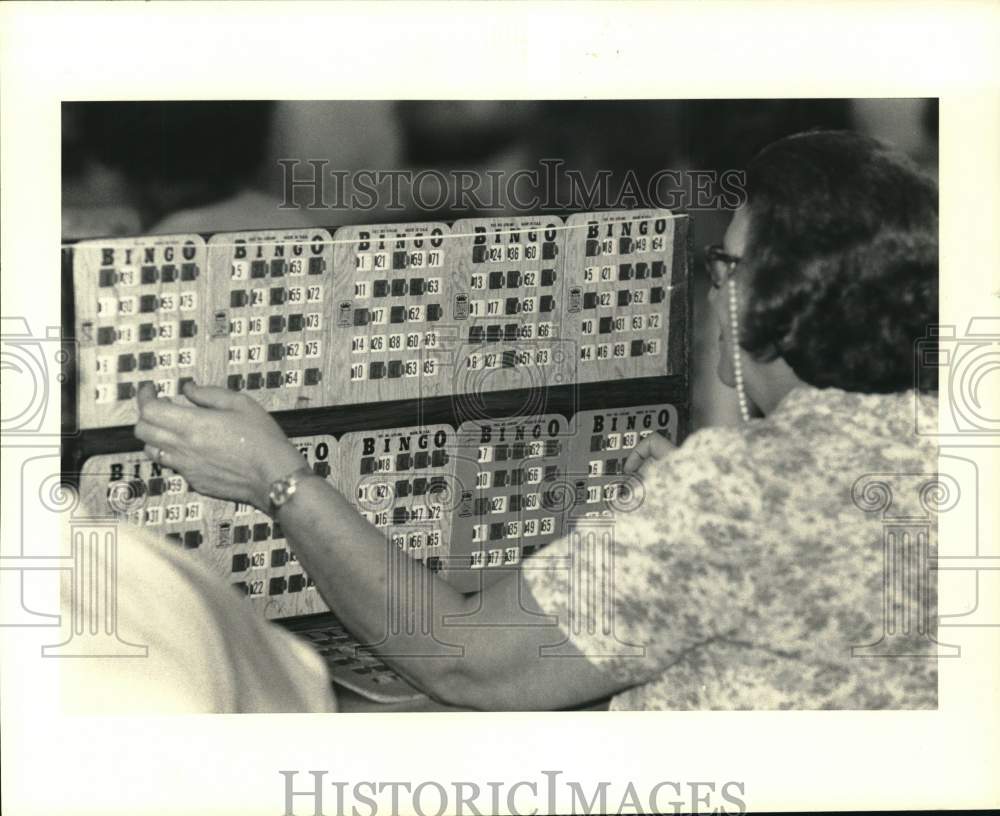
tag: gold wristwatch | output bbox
[267,466,317,516]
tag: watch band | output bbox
[267,465,317,517]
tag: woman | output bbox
[135,130,940,710]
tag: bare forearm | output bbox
[274,476,479,700]
[276,479,618,710]
[133,385,617,709]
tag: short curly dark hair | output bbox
[740,130,938,392]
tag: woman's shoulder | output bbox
[640,385,934,525]
[675,387,933,466]
[633,423,762,539]
[643,421,757,501]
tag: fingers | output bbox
[624,437,652,473]
[182,381,243,411]
[645,433,675,460]
[138,397,200,436]
[142,443,176,467]
[136,381,159,412]
[624,449,646,474]
[624,434,675,473]
[136,380,215,435]
[134,418,182,450]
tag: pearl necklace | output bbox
[728,276,752,422]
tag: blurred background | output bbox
[62,99,938,428]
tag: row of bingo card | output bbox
[78,434,338,620]
[563,210,682,383]
[73,234,210,429]
[71,212,685,429]
[564,403,679,522]
[450,216,573,394]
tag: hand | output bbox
[134,382,306,511]
[623,432,675,474]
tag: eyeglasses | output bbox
[703,244,742,289]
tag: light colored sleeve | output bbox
[58,525,337,714]
[518,427,762,688]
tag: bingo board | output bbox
[205,228,335,410]
[330,222,454,404]
[73,234,208,429]
[79,434,338,621]
[449,413,570,588]
[565,404,679,523]
[563,209,677,384]
[337,423,458,569]
[65,208,690,705]
[450,216,573,398]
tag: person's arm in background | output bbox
[60,526,337,714]
[134,383,630,710]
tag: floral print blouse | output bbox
[521,386,940,710]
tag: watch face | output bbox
[269,479,289,506]
[269,467,312,510]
